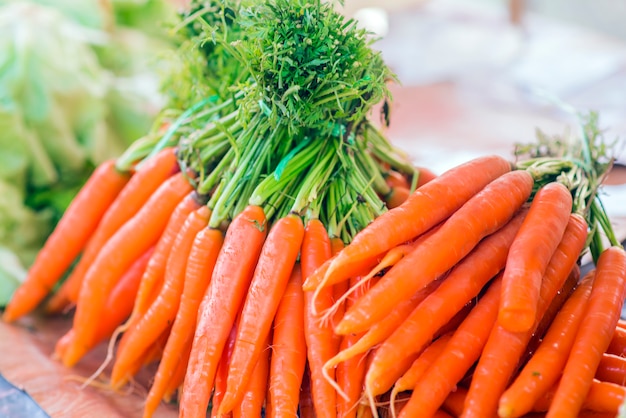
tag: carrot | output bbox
[267,263,307,418]
[498,269,594,418]
[219,214,304,414]
[498,182,573,333]
[460,213,588,418]
[143,226,223,418]
[45,147,178,313]
[546,246,626,418]
[442,387,469,417]
[363,209,526,397]
[211,322,238,418]
[110,205,211,388]
[301,218,337,418]
[179,205,267,418]
[384,186,410,209]
[606,325,626,356]
[618,319,626,329]
[415,165,438,188]
[53,247,153,360]
[61,172,193,367]
[384,170,410,190]
[390,332,453,417]
[596,353,626,385]
[3,159,130,322]
[232,337,271,418]
[323,155,512,291]
[397,275,503,418]
[299,365,315,418]
[162,342,192,404]
[535,379,626,414]
[337,169,533,335]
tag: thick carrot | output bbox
[596,353,626,385]
[337,169,533,335]
[546,246,626,418]
[323,155,512,291]
[390,332,453,417]
[110,205,211,388]
[62,172,193,367]
[3,159,130,322]
[498,182,573,333]
[498,270,594,418]
[267,263,307,418]
[219,214,304,414]
[143,225,223,418]
[46,147,178,313]
[606,325,626,356]
[232,337,271,418]
[53,247,153,361]
[460,213,588,418]
[301,218,337,418]
[179,205,267,418]
[364,209,526,394]
[397,275,503,418]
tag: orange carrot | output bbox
[415,165,438,188]
[179,205,267,418]
[61,172,193,367]
[211,322,238,418]
[384,170,410,190]
[46,147,178,313]
[385,186,410,209]
[323,155,512,291]
[3,159,130,322]
[53,247,153,361]
[546,246,626,418]
[232,337,271,418]
[596,353,626,385]
[299,365,315,418]
[337,169,533,335]
[267,263,307,418]
[219,214,304,413]
[397,275,503,418]
[460,213,588,418]
[606,325,626,356]
[498,182,573,333]
[536,379,626,414]
[143,225,223,418]
[110,205,211,388]
[301,219,337,418]
[498,269,594,418]
[363,209,526,396]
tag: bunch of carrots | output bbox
[2,1,626,418]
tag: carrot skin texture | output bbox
[46,147,178,313]
[324,155,512,289]
[143,226,223,418]
[498,270,594,418]
[337,169,533,335]
[398,275,503,418]
[596,353,626,385]
[211,322,237,418]
[110,205,211,388]
[460,213,588,418]
[179,205,267,418]
[498,182,573,333]
[61,172,193,367]
[301,219,337,418]
[232,339,270,418]
[3,159,130,322]
[218,215,304,413]
[546,246,626,418]
[606,325,626,356]
[267,264,307,418]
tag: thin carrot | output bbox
[301,218,337,418]
[535,379,626,414]
[618,319,626,330]
[384,170,410,190]
[53,247,153,361]
[219,214,304,414]
[397,275,503,418]
[232,337,271,418]
[299,365,315,418]
[498,269,594,418]
[364,209,527,396]
[498,182,573,333]
[179,205,267,418]
[3,159,130,322]
[596,353,626,385]
[337,169,533,335]
[442,387,469,417]
[162,342,191,404]
[606,325,626,356]
[323,155,512,291]
[415,165,438,188]
[460,213,588,418]
[61,172,193,367]
[143,226,223,418]
[266,263,307,418]
[546,246,626,418]
[211,321,238,418]
[384,186,410,209]
[390,332,453,417]
[46,147,178,313]
[110,205,211,388]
